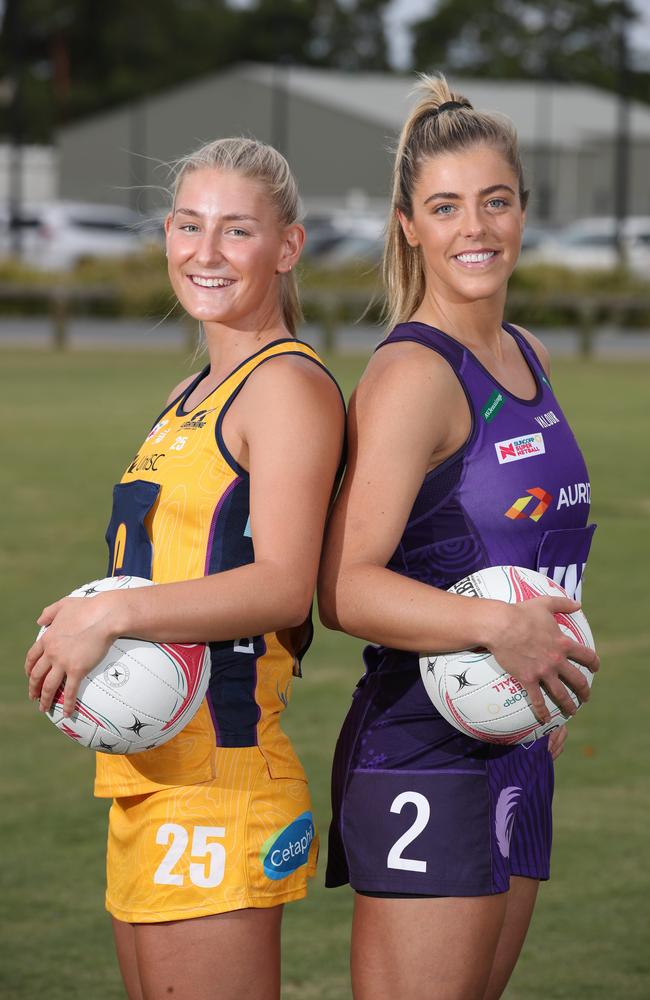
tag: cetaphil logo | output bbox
[557,482,590,509]
[535,409,560,429]
[260,812,315,880]
[482,390,505,423]
[495,786,522,858]
[504,487,553,521]
[180,408,215,431]
[495,433,545,464]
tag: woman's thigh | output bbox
[122,906,283,1000]
[351,893,508,1000]
[483,876,540,1000]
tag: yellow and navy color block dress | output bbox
[99,338,341,922]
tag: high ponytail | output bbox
[382,74,529,331]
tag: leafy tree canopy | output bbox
[411,0,648,102]
[0,0,391,141]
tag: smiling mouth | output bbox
[189,275,236,288]
[454,250,498,264]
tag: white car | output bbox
[0,200,150,270]
[530,216,650,276]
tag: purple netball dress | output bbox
[326,321,596,896]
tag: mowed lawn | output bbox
[1,347,648,999]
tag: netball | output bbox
[419,566,595,744]
[42,576,211,754]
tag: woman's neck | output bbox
[202,318,291,382]
[411,286,508,355]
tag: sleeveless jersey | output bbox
[95,338,341,797]
[367,320,596,676]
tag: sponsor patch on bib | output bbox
[495,433,545,464]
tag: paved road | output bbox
[0,317,649,358]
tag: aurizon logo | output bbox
[504,487,553,522]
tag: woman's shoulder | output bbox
[358,336,463,402]
[165,373,199,406]
[239,349,344,421]
[508,323,551,376]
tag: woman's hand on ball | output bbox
[485,596,599,725]
[548,725,568,761]
[25,594,120,716]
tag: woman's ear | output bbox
[278,223,305,274]
[397,209,419,248]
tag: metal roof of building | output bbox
[242,63,650,148]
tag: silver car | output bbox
[0,200,149,270]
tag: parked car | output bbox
[528,216,650,275]
[0,200,150,270]
[518,224,552,257]
[303,210,385,266]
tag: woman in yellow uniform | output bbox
[25,137,345,1000]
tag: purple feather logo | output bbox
[495,786,522,858]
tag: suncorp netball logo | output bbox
[495,433,545,464]
[260,812,315,880]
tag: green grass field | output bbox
[1,348,649,999]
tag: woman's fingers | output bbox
[24,637,44,678]
[37,600,62,627]
[61,669,84,718]
[565,640,599,673]
[548,725,568,761]
[547,595,581,615]
[39,665,66,714]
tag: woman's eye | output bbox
[180,223,200,233]
[433,204,455,216]
[228,228,249,237]
[487,198,508,209]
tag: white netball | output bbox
[419,565,595,745]
[41,576,211,754]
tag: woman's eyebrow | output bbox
[173,208,260,222]
[424,183,516,206]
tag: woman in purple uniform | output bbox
[319,76,599,999]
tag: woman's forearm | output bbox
[110,561,314,645]
[321,562,507,653]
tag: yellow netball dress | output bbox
[98,339,341,923]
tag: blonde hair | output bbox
[383,74,529,331]
[171,137,303,337]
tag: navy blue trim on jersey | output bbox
[215,348,345,478]
[105,480,160,579]
[207,635,265,747]
[145,367,209,433]
[175,338,329,419]
[203,475,262,747]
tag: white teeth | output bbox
[456,251,496,263]
[191,276,234,287]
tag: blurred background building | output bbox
[1,0,649,270]
[55,62,650,226]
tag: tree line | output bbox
[1,0,647,143]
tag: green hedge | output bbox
[0,253,648,327]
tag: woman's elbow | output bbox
[317,574,343,631]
